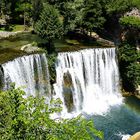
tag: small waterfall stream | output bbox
[1,53,51,96]
[53,48,123,117]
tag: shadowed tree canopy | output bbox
[0,85,104,140]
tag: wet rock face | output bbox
[63,88,74,113]
[135,85,140,98]
[63,72,73,88]
[0,65,4,90]
[21,44,40,53]
[63,72,74,112]
[125,8,140,18]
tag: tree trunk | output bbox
[24,3,27,31]
[48,40,55,54]
[24,11,26,31]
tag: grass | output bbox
[0,48,26,64]
[0,27,6,31]
[55,38,114,52]
[0,24,33,32]
[11,25,33,32]
[0,48,44,64]
[0,32,46,64]
[120,16,140,28]
[65,39,80,45]
[11,25,25,32]
[0,32,46,49]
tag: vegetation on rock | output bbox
[120,16,140,28]
[119,42,140,92]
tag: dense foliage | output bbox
[120,16,140,29]
[34,4,63,42]
[0,85,103,140]
[0,0,140,92]
[81,0,105,33]
[1,0,139,35]
[118,3,140,92]
[119,42,140,92]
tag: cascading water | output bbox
[53,48,123,117]
[1,48,140,140]
[1,53,51,97]
[1,48,140,139]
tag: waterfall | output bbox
[2,53,51,97]
[1,48,122,117]
[53,48,122,117]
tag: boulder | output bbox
[135,85,140,99]
[0,31,15,39]
[125,8,140,18]
[21,44,40,53]
[0,19,6,25]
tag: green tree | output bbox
[0,90,12,139]
[62,0,84,33]
[0,85,104,140]
[34,3,63,52]
[126,62,140,89]
[132,0,140,9]
[119,14,140,92]
[81,0,105,35]
[105,0,133,15]
[120,16,140,29]
[0,0,11,25]
[31,0,43,24]
[46,0,84,33]
[0,0,11,17]
[15,0,32,30]
[119,42,140,92]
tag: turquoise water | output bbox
[89,96,140,140]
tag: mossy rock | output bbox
[63,87,74,113]
[63,72,73,88]
[0,48,26,64]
